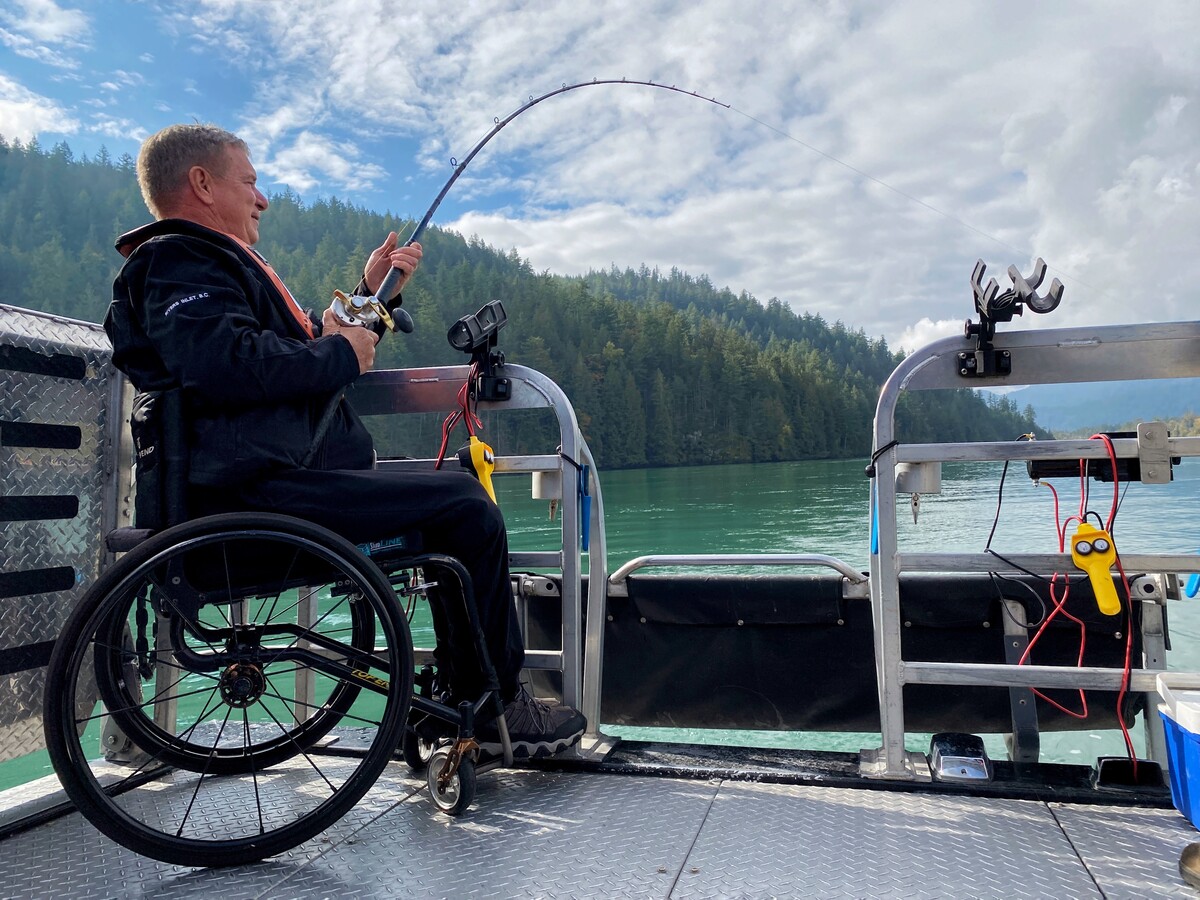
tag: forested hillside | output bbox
[0,136,1041,468]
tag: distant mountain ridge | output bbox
[1001,379,1200,432]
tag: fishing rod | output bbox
[307,78,730,466]
[328,78,729,333]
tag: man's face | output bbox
[208,145,268,244]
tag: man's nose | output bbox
[256,189,269,210]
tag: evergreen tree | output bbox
[0,138,1050,469]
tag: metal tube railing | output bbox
[610,553,867,585]
[357,363,603,750]
[868,318,1200,780]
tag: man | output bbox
[105,123,585,759]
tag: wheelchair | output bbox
[42,392,513,867]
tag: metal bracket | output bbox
[1128,573,1169,606]
[957,347,1011,378]
[858,747,933,781]
[1137,422,1172,484]
[1000,599,1040,764]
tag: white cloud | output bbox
[132,0,1200,348]
[895,319,964,357]
[0,0,89,68]
[97,69,145,93]
[0,0,88,43]
[110,69,145,87]
[260,130,390,195]
[88,113,147,142]
[0,28,76,68]
[0,72,79,140]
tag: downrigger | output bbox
[436,299,511,502]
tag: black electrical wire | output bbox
[984,434,1034,552]
[984,460,1010,552]
[985,546,1068,587]
[989,571,1048,629]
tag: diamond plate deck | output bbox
[0,766,1195,898]
[680,781,1099,899]
[1052,801,1199,899]
[0,764,425,899]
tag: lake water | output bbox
[5,456,1199,789]
[496,456,1200,763]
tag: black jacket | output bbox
[106,219,373,486]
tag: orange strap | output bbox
[226,234,314,338]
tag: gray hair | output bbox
[137,124,249,217]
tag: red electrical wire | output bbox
[1019,476,1088,716]
[1113,553,1138,767]
[1023,434,1133,736]
[1043,480,1062,545]
[1090,432,1138,774]
[1009,433,1138,770]
[434,362,483,468]
[1019,572,1089,719]
[1090,433,1121,530]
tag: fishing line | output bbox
[375,78,731,304]
[357,76,1088,317]
[306,78,730,465]
[724,104,1105,297]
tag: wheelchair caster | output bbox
[427,746,476,815]
[402,727,437,772]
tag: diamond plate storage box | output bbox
[0,304,127,767]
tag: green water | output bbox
[498,456,1200,763]
[6,457,1200,789]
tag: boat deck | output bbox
[1,747,1197,899]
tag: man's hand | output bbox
[322,307,379,374]
[364,233,423,302]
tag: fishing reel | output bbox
[329,290,415,334]
[959,258,1064,378]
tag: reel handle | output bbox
[329,290,414,334]
[392,306,415,334]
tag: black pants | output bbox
[192,466,525,701]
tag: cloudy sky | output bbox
[1,0,1196,350]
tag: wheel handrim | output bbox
[43,514,414,866]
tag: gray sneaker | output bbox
[478,686,586,759]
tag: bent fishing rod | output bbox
[329,78,729,333]
[330,78,728,332]
[306,78,730,465]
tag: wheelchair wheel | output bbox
[401,726,437,772]
[44,512,414,867]
[91,560,381,777]
[427,746,476,815]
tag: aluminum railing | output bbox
[866,319,1200,780]
[353,363,608,753]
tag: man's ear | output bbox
[186,165,215,206]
